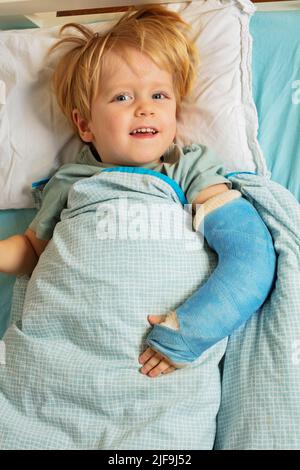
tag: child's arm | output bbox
[139,183,229,377]
[0,164,95,278]
[0,229,49,276]
[140,184,276,376]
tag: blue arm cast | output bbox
[146,197,277,365]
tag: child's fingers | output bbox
[138,347,156,364]
[139,348,177,377]
[162,366,176,375]
[140,351,163,375]
[146,359,175,377]
[147,314,166,325]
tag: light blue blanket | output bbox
[0,170,299,449]
[0,170,226,450]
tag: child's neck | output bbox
[90,144,102,162]
[89,144,164,166]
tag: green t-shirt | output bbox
[29,143,231,240]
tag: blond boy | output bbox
[0,5,275,378]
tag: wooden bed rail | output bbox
[56,1,287,17]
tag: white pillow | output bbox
[175,0,267,175]
[0,0,268,209]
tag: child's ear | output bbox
[72,109,93,142]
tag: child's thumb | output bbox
[147,314,166,325]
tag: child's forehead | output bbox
[102,47,155,74]
[100,47,173,88]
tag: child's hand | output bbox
[139,315,177,378]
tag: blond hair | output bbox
[49,3,200,133]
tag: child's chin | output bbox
[127,157,159,166]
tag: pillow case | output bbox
[175,0,267,175]
[0,0,267,209]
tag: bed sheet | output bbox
[0,209,36,337]
[1,170,299,449]
[250,11,300,202]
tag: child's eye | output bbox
[153,92,167,100]
[114,92,168,102]
[115,94,131,102]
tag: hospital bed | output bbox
[2,0,300,333]
[0,0,300,449]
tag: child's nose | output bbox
[135,111,155,118]
[135,102,155,116]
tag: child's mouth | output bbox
[130,132,159,139]
[130,130,159,139]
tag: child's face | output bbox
[73,47,177,166]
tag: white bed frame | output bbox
[1,0,300,28]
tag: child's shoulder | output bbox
[163,142,206,165]
[181,143,208,156]
[45,162,94,187]
[164,143,218,168]
[162,143,225,189]
[47,145,100,183]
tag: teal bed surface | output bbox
[250,11,300,201]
